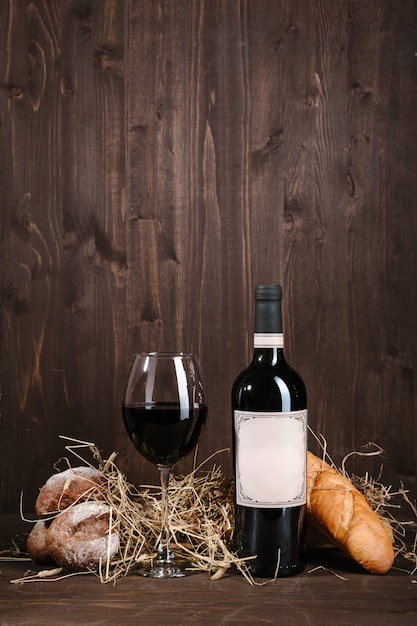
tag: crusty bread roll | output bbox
[28,467,119,571]
[35,466,105,516]
[46,502,119,571]
[307,451,394,574]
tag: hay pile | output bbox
[6,435,417,584]
[92,449,251,583]
[18,436,253,584]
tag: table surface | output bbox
[1,514,416,626]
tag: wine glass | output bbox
[122,352,208,577]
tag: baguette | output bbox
[307,451,394,574]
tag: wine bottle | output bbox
[231,284,307,577]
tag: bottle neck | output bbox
[253,292,284,365]
[254,299,282,334]
[253,333,285,366]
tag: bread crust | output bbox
[307,451,394,574]
[26,520,56,565]
[46,502,119,571]
[35,466,105,516]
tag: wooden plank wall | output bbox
[1,0,416,513]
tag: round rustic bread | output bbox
[307,451,394,574]
[35,466,105,516]
[26,520,56,565]
[46,502,119,571]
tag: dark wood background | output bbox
[1,0,416,513]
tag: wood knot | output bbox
[382,353,413,374]
[252,129,284,167]
[61,79,75,96]
[283,212,294,231]
[8,84,24,99]
[264,129,284,154]
[94,47,124,75]
[352,82,372,99]
[347,170,356,198]
[315,226,326,244]
[1,266,32,313]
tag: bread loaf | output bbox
[35,466,105,516]
[46,502,119,571]
[307,451,394,574]
[28,466,117,571]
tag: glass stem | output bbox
[156,464,174,562]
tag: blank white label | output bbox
[234,409,307,507]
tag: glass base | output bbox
[130,559,195,578]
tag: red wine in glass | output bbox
[123,402,208,466]
[122,352,207,577]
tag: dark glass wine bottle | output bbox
[231,284,307,577]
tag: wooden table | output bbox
[1,514,416,625]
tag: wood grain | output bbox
[1,0,416,511]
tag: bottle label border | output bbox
[234,409,307,508]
